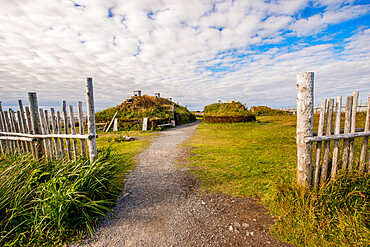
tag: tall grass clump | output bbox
[269,170,370,246]
[0,150,123,246]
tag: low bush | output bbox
[0,150,122,246]
[250,106,287,116]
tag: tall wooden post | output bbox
[28,92,44,158]
[86,78,97,162]
[296,72,314,187]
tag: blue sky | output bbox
[0,0,369,111]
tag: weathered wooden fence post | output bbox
[78,101,86,158]
[28,92,44,158]
[296,72,314,187]
[86,78,97,162]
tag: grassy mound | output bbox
[204,102,254,117]
[250,106,287,116]
[96,95,195,130]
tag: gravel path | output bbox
[83,120,292,247]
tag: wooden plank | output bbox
[320,99,334,185]
[69,105,79,160]
[313,99,326,188]
[105,111,118,132]
[62,101,72,160]
[331,96,342,178]
[142,117,148,131]
[39,109,51,159]
[78,101,86,157]
[296,72,314,187]
[86,78,97,162]
[56,111,66,159]
[314,127,364,136]
[360,94,370,172]
[348,91,359,171]
[342,96,353,169]
[28,92,44,158]
[0,136,33,141]
[113,118,118,131]
[306,131,370,142]
[50,108,60,159]
[0,131,91,139]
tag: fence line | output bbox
[0,78,97,162]
[277,102,368,114]
[296,72,370,188]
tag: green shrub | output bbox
[0,151,122,246]
[250,106,287,116]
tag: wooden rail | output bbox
[0,78,97,162]
[296,72,370,188]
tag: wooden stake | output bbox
[313,99,326,188]
[69,105,79,160]
[39,109,51,159]
[28,92,44,158]
[296,72,314,187]
[78,101,86,157]
[320,99,334,185]
[86,78,97,162]
[44,110,55,158]
[56,111,66,159]
[17,110,28,152]
[331,96,342,178]
[0,102,7,153]
[3,111,14,153]
[348,91,359,171]
[50,108,60,159]
[18,100,31,152]
[9,109,21,153]
[360,94,370,172]
[105,111,118,132]
[62,101,72,160]
[25,106,36,155]
[342,96,353,169]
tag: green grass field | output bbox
[184,115,370,246]
[185,115,297,198]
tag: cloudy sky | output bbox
[0,0,369,111]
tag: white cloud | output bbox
[0,0,369,112]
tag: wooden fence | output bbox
[296,72,370,187]
[0,78,97,162]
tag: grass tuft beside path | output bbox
[0,130,154,246]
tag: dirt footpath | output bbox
[83,121,292,247]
